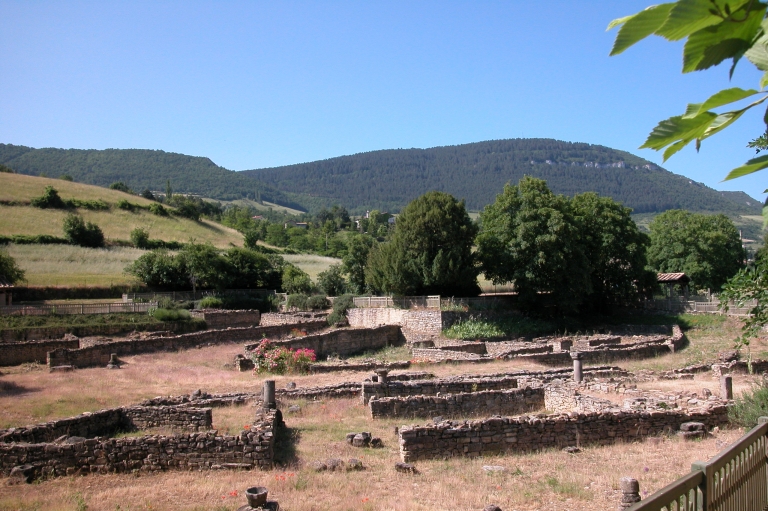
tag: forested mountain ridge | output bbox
[0,144,305,210]
[242,139,763,215]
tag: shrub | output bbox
[59,174,73,181]
[317,264,347,296]
[149,203,169,216]
[63,214,105,248]
[130,228,150,249]
[109,182,133,194]
[68,198,109,210]
[0,250,25,285]
[150,308,191,321]
[31,186,67,209]
[729,380,768,429]
[0,164,14,173]
[306,295,329,310]
[249,339,316,374]
[140,189,156,201]
[327,293,355,325]
[285,293,309,311]
[282,264,313,294]
[117,199,136,211]
[199,296,224,309]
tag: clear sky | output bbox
[1,1,765,201]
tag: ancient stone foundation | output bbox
[46,321,327,369]
[398,405,729,462]
[0,398,282,480]
[370,387,544,419]
[244,325,403,359]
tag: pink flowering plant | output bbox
[250,338,316,375]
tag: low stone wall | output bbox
[0,338,79,366]
[712,359,768,378]
[346,309,479,336]
[0,409,280,478]
[0,321,198,343]
[245,325,403,359]
[362,375,518,404]
[190,309,260,329]
[398,405,730,462]
[260,312,328,327]
[370,387,544,419]
[48,321,327,369]
[0,406,211,444]
[309,360,411,373]
[544,386,616,414]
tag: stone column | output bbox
[263,380,276,409]
[376,369,389,384]
[618,477,640,510]
[720,375,733,400]
[571,351,583,383]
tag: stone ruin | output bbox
[1,388,282,483]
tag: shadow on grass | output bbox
[273,425,301,468]
[0,380,40,396]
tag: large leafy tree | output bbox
[647,210,744,290]
[0,250,25,285]
[571,192,657,312]
[721,255,768,345]
[342,234,375,294]
[365,191,479,296]
[477,177,591,314]
[609,0,768,185]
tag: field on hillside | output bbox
[0,317,756,511]
[0,173,244,247]
[223,197,305,216]
[281,253,341,280]
[6,246,340,288]
[7,244,144,287]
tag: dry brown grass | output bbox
[0,320,759,510]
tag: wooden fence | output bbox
[629,417,768,511]
[353,295,441,309]
[647,297,755,317]
[0,302,158,316]
[122,289,276,302]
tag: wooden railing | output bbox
[352,295,441,309]
[629,418,768,511]
[0,302,158,316]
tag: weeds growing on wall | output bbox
[250,339,316,374]
[728,380,768,429]
[443,316,555,339]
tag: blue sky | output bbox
[1,1,765,201]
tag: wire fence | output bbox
[0,302,158,316]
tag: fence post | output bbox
[691,460,707,508]
[618,477,641,510]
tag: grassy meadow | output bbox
[0,172,244,247]
[0,317,757,510]
[7,244,145,287]
[281,253,341,280]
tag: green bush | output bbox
[109,182,133,194]
[130,228,150,249]
[149,203,169,216]
[68,198,109,210]
[285,293,309,311]
[31,186,67,209]
[0,234,69,245]
[327,293,355,325]
[150,308,191,321]
[729,381,768,429]
[63,214,105,248]
[306,295,329,310]
[199,296,224,309]
[117,199,136,211]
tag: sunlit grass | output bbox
[7,243,145,287]
[281,254,341,281]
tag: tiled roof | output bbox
[657,273,689,283]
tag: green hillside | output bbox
[243,139,763,215]
[0,143,305,210]
[0,173,244,248]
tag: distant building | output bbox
[251,215,265,221]
[284,221,308,229]
[657,273,690,298]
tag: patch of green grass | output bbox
[443,316,556,339]
[343,345,412,362]
[544,476,592,499]
[0,312,159,330]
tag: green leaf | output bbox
[746,31,768,71]
[701,109,749,139]
[682,87,759,118]
[682,4,765,72]
[724,154,768,180]
[657,0,752,41]
[640,112,717,151]
[663,140,689,160]
[608,3,675,56]
[761,70,768,89]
